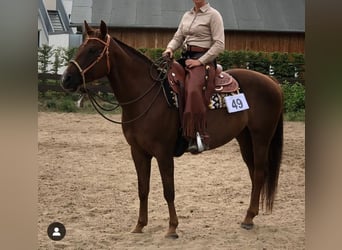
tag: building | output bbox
[38,0,81,48]
[70,0,305,53]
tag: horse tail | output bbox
[262,111,283,212]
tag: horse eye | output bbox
[88,47,100,55]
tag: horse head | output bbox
[61,20,111,92]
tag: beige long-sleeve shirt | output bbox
[167,3,225,64]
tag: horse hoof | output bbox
[131,228,143,234]
[241,222,254,230]
[165,232,179,239]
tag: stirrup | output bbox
[187,132,209,154]
[196,132,205,152]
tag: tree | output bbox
[52,47,65,83]
[38,44,53,83]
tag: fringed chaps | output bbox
[182,64,216,140]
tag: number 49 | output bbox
[232,98,243,109]
[224,93,249,113]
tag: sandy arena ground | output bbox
[38,112,305,249]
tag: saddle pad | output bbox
[162,84,237,110]
[209,93,234,109]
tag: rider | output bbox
[163,0,225,153]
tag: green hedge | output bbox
[281,81,305,121]
[137,48,305,85]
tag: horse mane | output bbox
[112,37,154,66]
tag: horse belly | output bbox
[206,109,248,149]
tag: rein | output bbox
[69,34,167,124]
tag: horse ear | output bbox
[100,20,108,39]
[84,20,92,35]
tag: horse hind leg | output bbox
[236,128,254,180]
[236,129,256,229]
[238,114,283,230]
[130,147,152,234]
[242,133,273,230]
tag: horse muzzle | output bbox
[60,72,82,93]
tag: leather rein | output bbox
[69,34,163,124]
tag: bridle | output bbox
[70,34,111,86]
[67,34,166,124]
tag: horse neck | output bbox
[107,39,157,104]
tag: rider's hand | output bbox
[162,48,173,59]
[185,59,202,69]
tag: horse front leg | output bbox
[130,147,152,233]
[157,156,179,238]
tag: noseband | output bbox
[70,34,111,88]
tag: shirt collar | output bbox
[191,3,210,13]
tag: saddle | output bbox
[167,61,239,96]
[213,64,239,93]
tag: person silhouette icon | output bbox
[48,222,66,241]
[52,227,61,237]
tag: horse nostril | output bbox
[61,73,73,90]
[62,74,70,83]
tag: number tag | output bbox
[224,93,249,113]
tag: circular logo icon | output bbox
[47,222,66,241]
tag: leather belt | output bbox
[186,45,208,53]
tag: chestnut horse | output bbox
[61,21,283,238]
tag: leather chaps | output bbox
[179,51,216,142]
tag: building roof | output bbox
[70,0,305,32]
